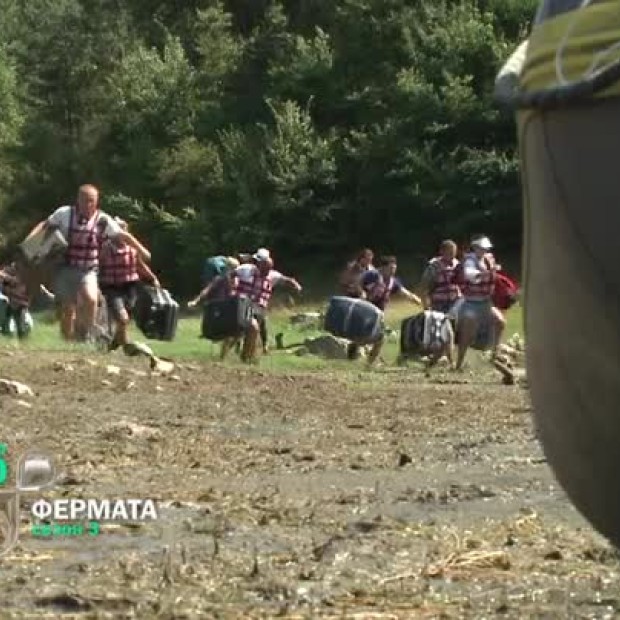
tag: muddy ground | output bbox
[0,348,618,619]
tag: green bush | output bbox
[0,0,537,295]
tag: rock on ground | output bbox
[296,335,355,360]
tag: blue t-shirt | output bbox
[361,270,403,310]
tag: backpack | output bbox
[492,272,519,310]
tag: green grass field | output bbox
[0,299,524,373]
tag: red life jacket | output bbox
[453,262,466,288]
[99,242,139,286]
[235,267,273,308]
[66,207,103,270]
[455,254,496,300]
[429,257,461,304]
[492,272,519,310]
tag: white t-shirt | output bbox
[462,253,491,284]
[47,206,122,241]
[235,264,285,287]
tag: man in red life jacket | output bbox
[359,255,422,365]
[99,218,160,350]
[24,185,151,342]
[0,260,33,339]
[234,248,302,362]
[419,240,462,314]
[454,235,506,370]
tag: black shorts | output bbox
[101,283,138,321]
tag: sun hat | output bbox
[253,247,271,261]
[471,236,493,250]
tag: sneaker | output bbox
[275,333,284,349]
[123,341,153,357]
[108,336,121,352]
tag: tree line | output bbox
[0,0,536,295]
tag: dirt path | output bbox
[0,349,617,618]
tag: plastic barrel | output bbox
[324,296,383,344]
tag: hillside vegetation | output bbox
[0,0,536,294]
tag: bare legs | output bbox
[456,305,506,370]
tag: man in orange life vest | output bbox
[99,217,160,350]
[454,235,506,370]
[234,248,302,362]
[419,239,462,314]
[24,185,151,342]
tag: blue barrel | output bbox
[324,296,384,344]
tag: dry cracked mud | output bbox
[0,349,617,618]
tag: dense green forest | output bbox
[0,0,537,294]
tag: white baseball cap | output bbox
[472,236,493,250]
[253,247,271,261]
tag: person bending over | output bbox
[24,184,151,342]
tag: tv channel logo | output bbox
[0,444,56,557]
